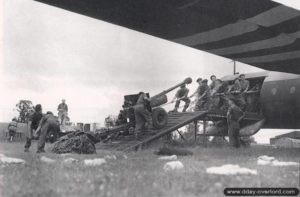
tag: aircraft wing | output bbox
[34,0,300,74]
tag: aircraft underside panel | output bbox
[34,0,300,74]
[261,77,300,129]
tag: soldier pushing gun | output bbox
[171,84,190,112]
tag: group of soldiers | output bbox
[23,99,68,153]
[171,74,254,113]
[133,74,259,148]
[171,74,259,148]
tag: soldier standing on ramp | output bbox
[226,99,245,148]
[171,84,190,112]
[134,92,152,138]
[193,79,210,111]
[190,78,202,98]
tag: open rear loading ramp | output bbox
[97,111,208,151]
[97,110,265,151]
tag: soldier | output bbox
[228,78,241,92]
[194,79,210,111]
[190,78,202,98]
[239,74,250,93]
[209,75,218,90]
[228,78,246,110]
[171,84,190,112]
[24,104,43,152]
[134,92,152,138]
[210,79,223,95]
[57,99,68,125]
[7,118,18,142]
[35,111,60,153]
[226,99,245,148]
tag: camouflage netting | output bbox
[52,131,100,154]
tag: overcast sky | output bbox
[0,0,299,126]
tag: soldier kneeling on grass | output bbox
[34,111,60,153]
[226,98,245,148]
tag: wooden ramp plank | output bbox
[97,110,263,151]
[124,111,208,151]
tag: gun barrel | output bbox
[151,77,192,98]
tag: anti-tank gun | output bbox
[102,78,193,141]
[149,77,192,129]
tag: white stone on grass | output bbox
[163,161,184,171]
[158,155,178,161]
[206,164,257,175]
[0,154,25,164]
[60,153,72,157]
[104,155,117,160]
[271,160,299,167]
[84,158,106,166]
[40,156,55,163]
[63,158,78,164]
[258,155,275,161]
[257,155,275,165]
[257,155,298,167]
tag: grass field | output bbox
[0,142,299,197]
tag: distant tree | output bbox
[15,100,34,123]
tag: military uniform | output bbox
[134,93,152,135]
[209,80,223,110]
[195,83,210,111]
[37,113,60,153]
[174,87,190,112]
[24,111,43,151]
[227,103,244,148]
[240,79,250,92]
[8,120,17,141]
[230,80,246,110]
[57,102,68,125]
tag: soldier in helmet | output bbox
[194,79,210,111]
[171,84,190,112]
